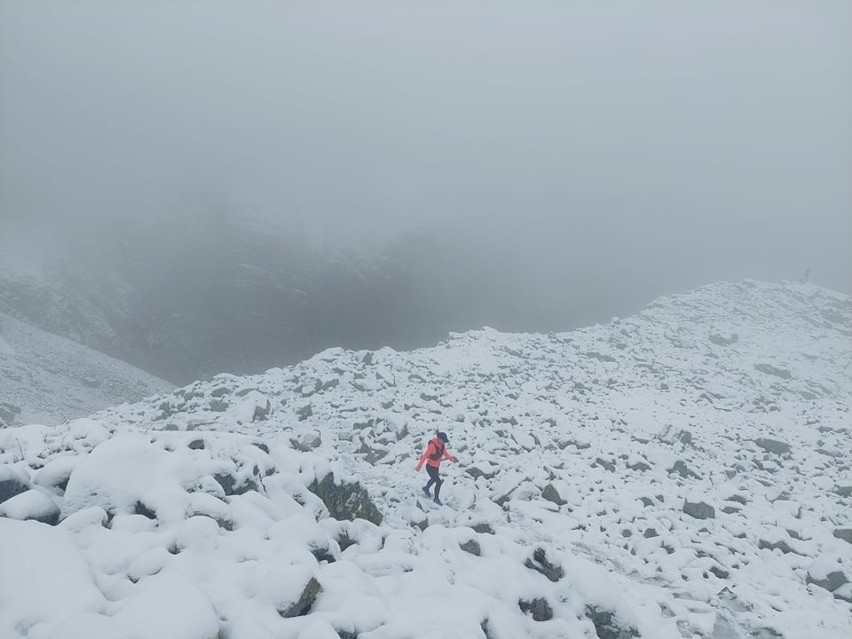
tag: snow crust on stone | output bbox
[0,280,850,639]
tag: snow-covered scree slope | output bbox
[0,311,173,427]
[1,280,850,639]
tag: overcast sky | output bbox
[1,0,850,323]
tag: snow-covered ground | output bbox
[1,280,850,639]
[0,311,173,426]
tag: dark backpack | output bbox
[428,440,445,461]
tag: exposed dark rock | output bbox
[594,458,616,472]
[726,494,748,505]
[460,539,481,556]
[541,484,567,506]
[519,597,553,621]
[308,473,383,525]
[758,539,796,554]
[643,528,658,538]
[584,605,640,639]
[298,404,313,421]
[836,486,852,498]
[710,566,730,579]
[253,399,271,422]
[214,472,259,497]
[0,468,29,505]
[754,438,791,455]
[465,466,497,480]
[754,364,792,380]
[278,577,322,618]
[525,548,563,582]
[209,399,229,412]
[471,523,495,535]
[683,499,715,519]
[668,460,700,479]
[336,531,357,552]
[709,333,739,346]
[584,351,617,363]
[134,500,157,520]
[310,545,336,564]
[188,438,205,450]
[628,462,652,472]
[833,529,852,544]
[807,568,848,592]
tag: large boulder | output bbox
[833,529,852,545]
[683,499,715,520]
[806,556,849,592]
[308,473,383,525]
[584,605,641,639]
[541,483,567,506]
[519,597,553,622]
[753,438,791,455]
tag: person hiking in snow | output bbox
[416,430,458,505]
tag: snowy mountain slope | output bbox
[0,311,173,426]
[0,280,850,639]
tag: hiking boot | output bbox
[433,497,443,506]
[422,486,431,497]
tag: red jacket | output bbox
[416,436,457,470]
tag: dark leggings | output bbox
[425,465,443,499]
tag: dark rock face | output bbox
[807,569,849,593]
[214,472,260,497]
[833,529,852,544]
[758,539,797,555]
[519,597,553,621]
[466,466,497,480]
[754,364,792,380]
[134,500,157,520]
[584,605,640,639]
[710,566,730,579]
[308,473,383,526]
[709,333,739,346]
[278,577,322,618]
[683,499,715,519]
[541,483,567,506]
[471,522,495,535]
[525,548,563,582]
[460,539,481,556]
[668,460,700,479]
[754,438,791,455]
[594,458,616,472]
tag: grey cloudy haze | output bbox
[2,0,851,332]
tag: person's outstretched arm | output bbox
[443,448,458,463]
